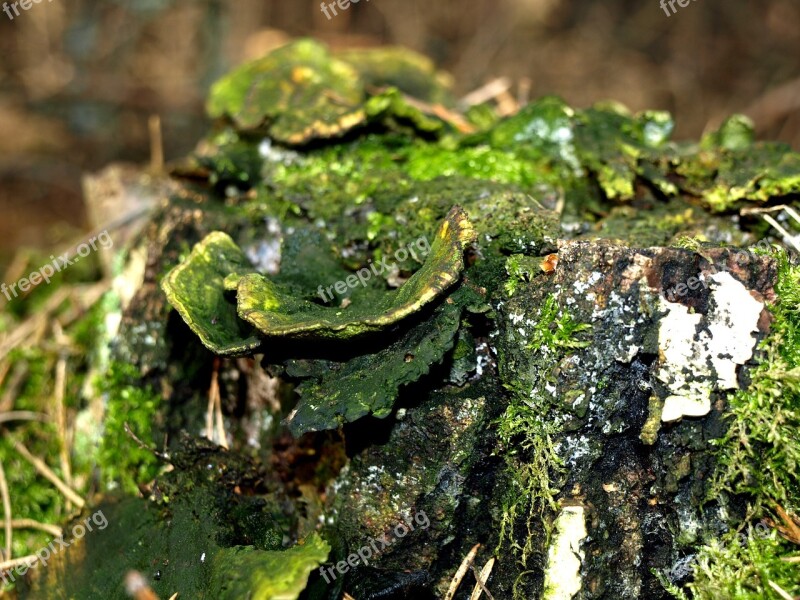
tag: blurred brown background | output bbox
[1,0,799,271]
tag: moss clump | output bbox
[659,249,800,599]
[711,249,800,509]
[0,293,107,586]
[504,254,544,297]
[96,362,163,493]
[685,530,799,600]
[495,294,591,584]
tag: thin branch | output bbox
[0,288,71,363]
[469,557,496,600]
[0,554,37,572]
[148,115,164,173]
[767,580,794,600]
[780,555,800,563]
[517,78,532,107]
[445,543,480,600]
[0,460,11,561]
[51,344,73,495]
[0,361,29,413]
[207,358,228,449]
[14,442,84,509]
[205,364,216,444]
[762,214,800,254]
[10,519,62,538]
[123,422,170,462]
[0,411,49,425]
[0,360,11,392]
[458,77,512,109]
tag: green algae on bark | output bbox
[20,438,321,600]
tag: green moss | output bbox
[525,295,592,352]
[687,531,799,599]
[196,128,265,188]
[0,349,65,568]
[97,362,163,493]
[209,534,329,599]
[660,249,800,598]
[22,443,303,599]
[0,289,118,590]
[711,249,800,509]
[405,144,546,188]
[495,294,591,583]
[504,254,540,296]
[496,402,564,567]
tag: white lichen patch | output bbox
[543,505,587,600]
[661,395,710,423]
[656,271,763,422]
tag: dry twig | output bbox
[767,580,794,600]
[0,361,29,413]
[14,442,84,508]
[445,543,481,600]
[149,115,164,172]
[50,333,73,494]
[469,557,496,600]
[0,460,11,561]
[459,77,512,109]
[206,359,228,449]
[0,411,49,425]
[10,518,62,538]
[0,554,37,572]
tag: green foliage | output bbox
[526,295,592,352]
[97,362,162,493]
[504,254,539,296]
[660,250,800,599]
[496,401,564,567]
[711,250,800,510]
[495,295,589,574]
[687,531,800,600]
